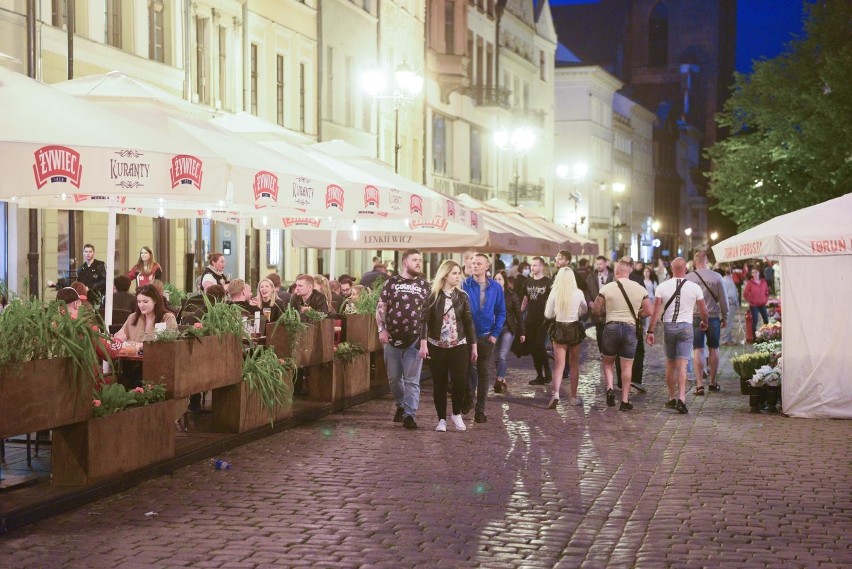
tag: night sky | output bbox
[547,0,807,73]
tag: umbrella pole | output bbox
[329,227,337,279]
[105,208,116,328]
[237,217,248,280]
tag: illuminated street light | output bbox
[555,161,587,232]
[494,126,536,206]
[710,231,719,241]
[362,61,423,173]
[652,220,661,232]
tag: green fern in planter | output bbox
[303,308,328,323]
[334,342,366,363]
[242,347,296,425]
[162,283,189,307]
[354,286,381,315]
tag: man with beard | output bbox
[376,249,430,429]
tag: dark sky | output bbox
[547,0,807,73]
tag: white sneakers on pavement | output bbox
[435,419,447,432]
[450,414,466,431]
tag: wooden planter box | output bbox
[211,381,293,433]
[314,319,335,365]
[344,314,380,352]
[142,334,243,398]
[370,349,388,388]
[335,354,370,399]
[0,358,93,439]
[52,400,175,486]
[265,323,315,368]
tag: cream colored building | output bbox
[553,65,655,261]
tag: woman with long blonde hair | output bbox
[419,260,477,432]
[256,277,286,321]
[313,275,334,313]
[544,266,588,408]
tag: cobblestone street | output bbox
[1,335,850,568]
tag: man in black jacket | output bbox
[289,274,330,317]
[76,243,106,304]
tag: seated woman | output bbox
[113,285,177,388]
[255,278,286,322]
[341,285,365,315]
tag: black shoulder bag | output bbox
[693,271,719,304]
[615,281,643,334]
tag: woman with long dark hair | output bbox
[419,260,477,433]
[127,246,163,288]
[114,284,177,343]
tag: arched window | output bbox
[649,1,668,66]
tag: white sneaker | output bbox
[435,419,447,432]
[450,414,466,431]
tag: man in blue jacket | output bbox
[462,253,506,424]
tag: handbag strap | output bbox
[693,270,719,304]
[615,280,640,324]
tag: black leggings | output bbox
[428,343,469,419]
[528,320,552,380]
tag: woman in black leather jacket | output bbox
[419,260,477,432]
[493,271,524,394]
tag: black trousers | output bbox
[429,343,469,419]
[528,321,551,380]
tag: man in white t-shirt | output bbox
[647,257,709,414]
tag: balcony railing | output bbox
[464,85,512,109]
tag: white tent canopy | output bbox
[712,193,852,419]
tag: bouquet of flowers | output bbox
[749,364,782,388]
[755,321,782,343]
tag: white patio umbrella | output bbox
[487,199,600,256]
[0,66,229,325]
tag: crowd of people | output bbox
[42,242,777,432]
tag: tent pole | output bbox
[237,217,248,280]
[329,227,337,279]
[104,208,117,327]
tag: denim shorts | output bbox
[693,316,721,349]
[664,322,694,360]
[601,322,638,360]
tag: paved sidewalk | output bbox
[1,339,850,568]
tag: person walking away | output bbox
[743,267,770,341]
[655,259,669,283]
[376,249,430,429]
[554,249,584,380]
[686,251,729,393]
[522,257,553,386]
[420,260,477,432]
[642,268,656,333]
[646,257,708,414]
[462,253,506,424]
[618,256,648,393]
[585,255,614,357]
[591,260,651,411]
[492,271,524,394]
[720,268,740,345]
[544,267,588,408]
[127,246,163,288]
[764,262,776,296]
[76,243,106,305]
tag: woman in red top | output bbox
[127,246,163,288]
[743,267,770,339]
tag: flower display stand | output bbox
[265,323,315,368]
[0,358,93,439]
[51,400,175,486]
[211,382,293,433]
[142,334,243,398]
[344,314,380,352]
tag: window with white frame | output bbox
[105,0,122,48]
[195,17,210,105]
[148,0,165,62]
[299,63,307,132]
[276,55,285,126]
[250,43,258,115]
[218,26,227,109]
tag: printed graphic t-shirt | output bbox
[379,274,430,347]
[522,276,552,322]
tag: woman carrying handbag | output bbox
[544,267,588,408]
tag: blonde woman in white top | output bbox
[544,267,588,408]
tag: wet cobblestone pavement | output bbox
[2,329,851,568]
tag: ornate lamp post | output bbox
[494,126,535,206]
[555,162,587,233]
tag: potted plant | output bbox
[52,382,174,485]
[344,287,381,352]
[333,342,370,399]
[304,309,334,365]
[265,306,314,367]
[731,351,774,395]
[0,296,106,439]
[748,361,783,413]
[213,348,297,433]
[142,298,247,398]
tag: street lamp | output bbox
[494,126,536,206]
[710,230,719,241]
[555,162,587,233]
[684,227,693,256]
[362,61,424,173]
[605,182,626,260]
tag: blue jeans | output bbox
[750,305,769,336]
[495,330,514,378]
[384,342,424,419]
